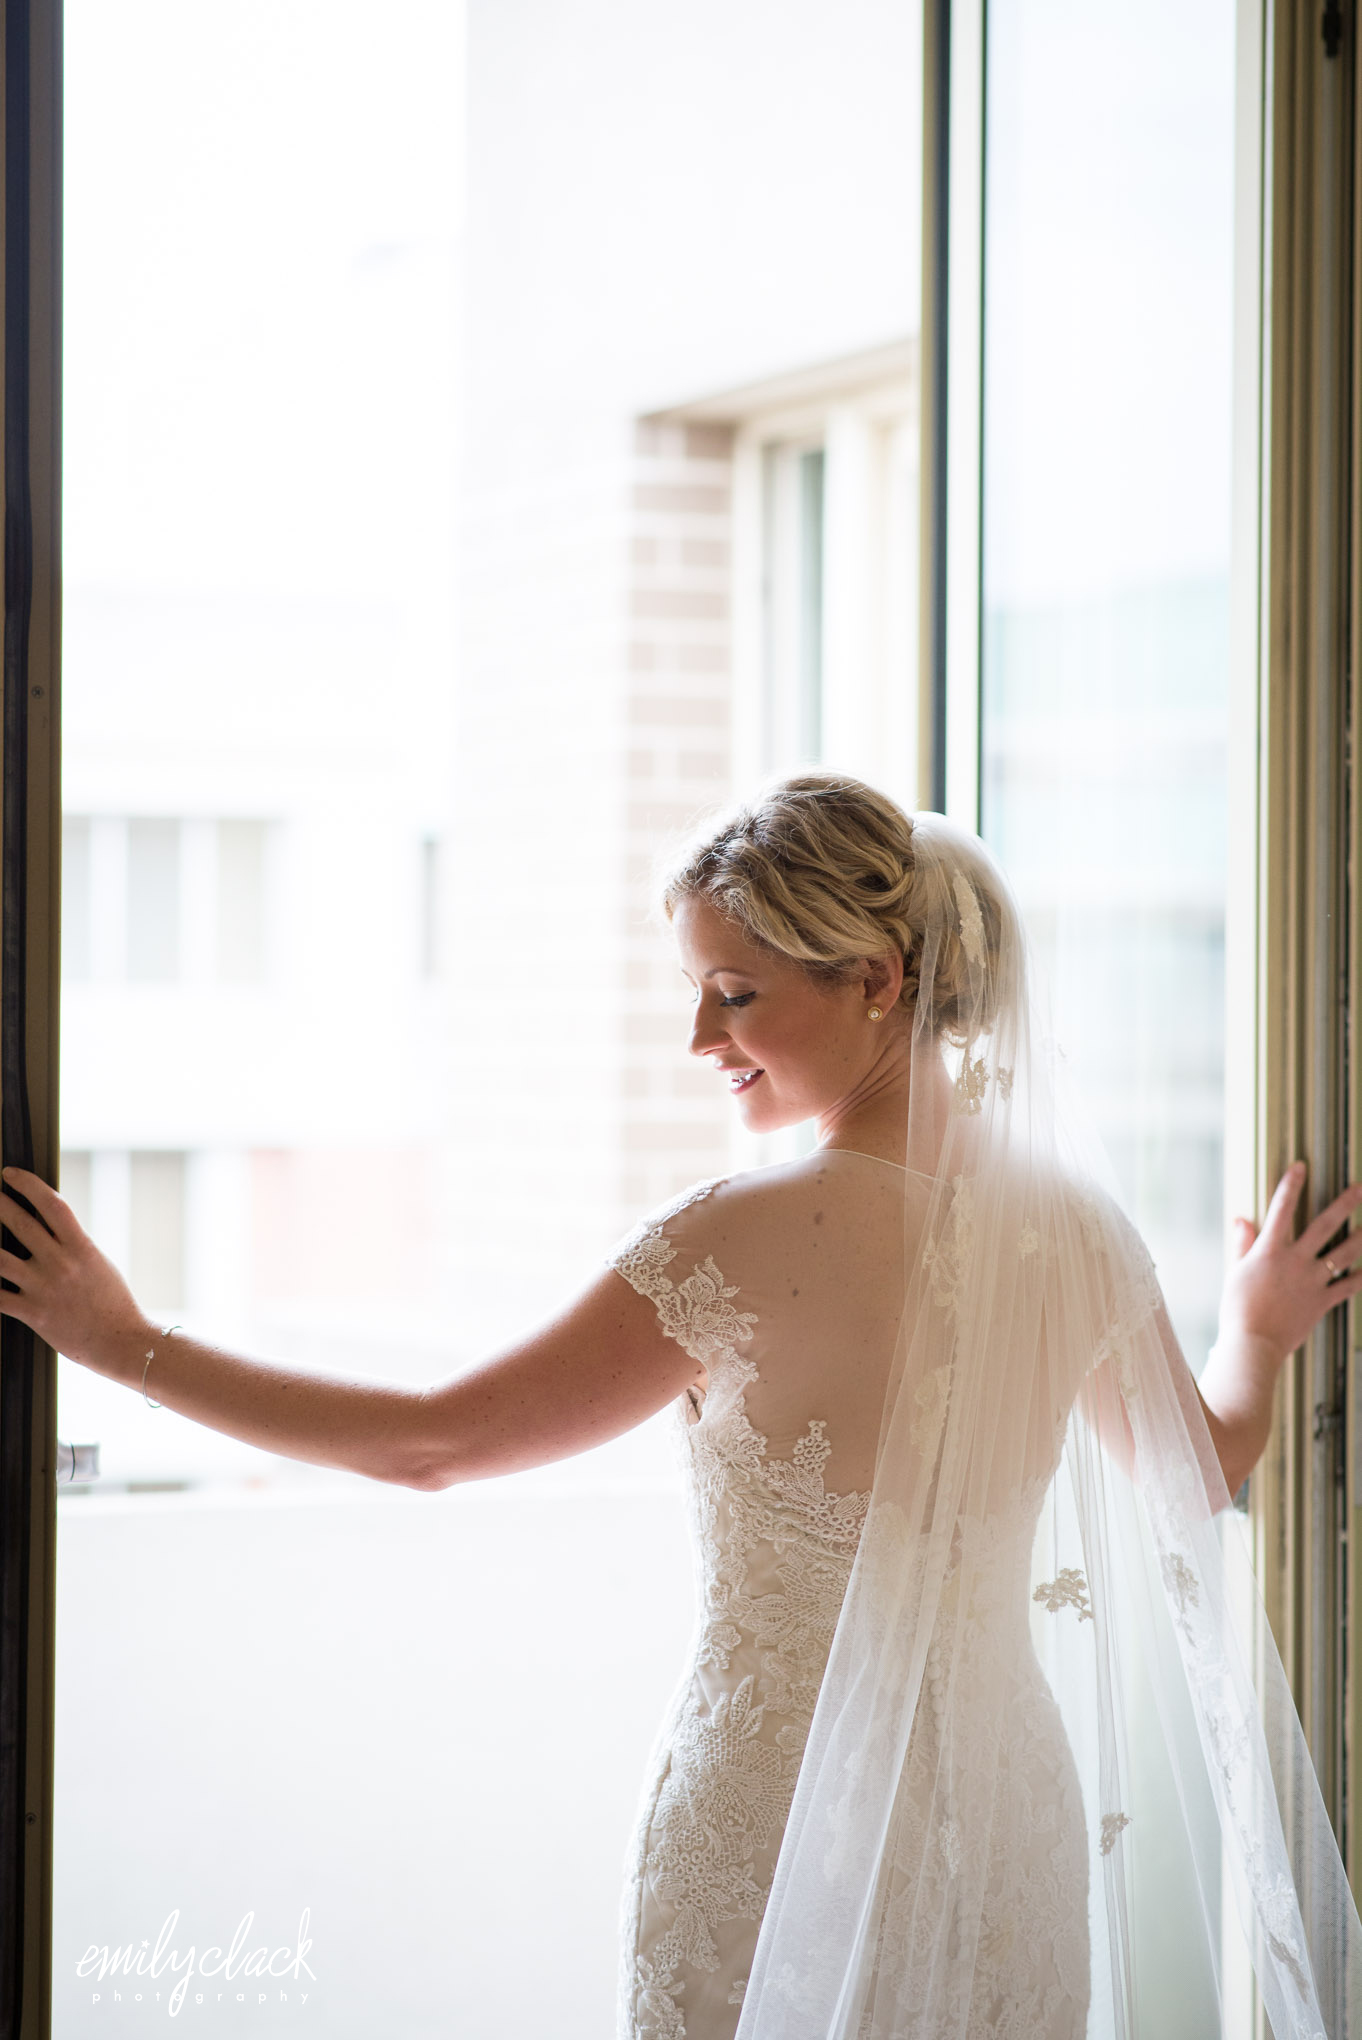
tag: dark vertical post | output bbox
[0,0,36,1986]
[0,0,59,2026]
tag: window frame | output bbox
[0,0,62,2029]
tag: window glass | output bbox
[979,0,1236,1370]
[58,1,921,2030]
[419,834,441,982]
[60,818,91,982]
[762,438,827,768]
[798,446,827,757]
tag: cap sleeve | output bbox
[606,1175,754,1373]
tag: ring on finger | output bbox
[1324,1255,1343,1281]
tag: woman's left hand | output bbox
[0,1165,152,1372]
[1218,1162,1362,1363]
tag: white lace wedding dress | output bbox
[607,1148,1091,2040]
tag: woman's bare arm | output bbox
[412,1276,700,1487]
[1085,1166,1362,1500]
[0,1167,697,1491]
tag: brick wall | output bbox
[445,418,739,1343]
[617,419,737,1223]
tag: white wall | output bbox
[54,1480,695,2037]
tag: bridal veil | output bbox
[726,806,1362,2039]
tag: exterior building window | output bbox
[717,342,919,806]
[215,819,269,983]
[129,1150,187,1311]
[419,834,441,981]
[762,441,826,767]
[127,818,181,981]
[62,815,273,985]
[58,1147,186,1318]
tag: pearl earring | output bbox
[868,1006,883,1022]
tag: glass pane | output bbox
[799,446,826,758]
[60,816,91,981]
[418,835,441,982]
[59,2,921,2033]
[125,818,180,982]
[976,19,1246,2014]
[979,0,1237,1373]
[762,441,830,770]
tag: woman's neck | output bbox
[816,1038,953,1171]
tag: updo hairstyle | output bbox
[660,772,1005,1045]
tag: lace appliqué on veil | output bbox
[954,1056,990,1114]
[922,1175,976,1316]
[953,873,987,969]
[1099,1812,1131,1856]
[1033,1568,1094,1622]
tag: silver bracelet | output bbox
[142,1325,182,1410]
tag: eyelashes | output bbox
[684,986,757,1009]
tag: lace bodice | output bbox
[607,1153,1090,2040]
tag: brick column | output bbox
[618,419,736,1221]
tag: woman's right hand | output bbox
[1196,1164,1362,1495]
[1218,1163,1362,1365]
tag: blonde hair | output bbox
[660,772,1004,1044]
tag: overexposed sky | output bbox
[63,0,464,600]
[983,0,1237,606]
[64,0,1235,613]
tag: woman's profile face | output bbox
[671,892,901,1135]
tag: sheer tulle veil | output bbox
[730,810,1362,2038]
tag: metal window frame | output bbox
[0,0,61,2032]
[1252,0,1360,1898]
[918,0,984,827]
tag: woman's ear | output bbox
[862,951,904,1010]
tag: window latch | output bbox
[1324,0,1343,58]
[1314,1400,1344,1443]
[55,1440,100,1484]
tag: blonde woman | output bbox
[4,773,1360,2037]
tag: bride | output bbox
[5,771,1361,2036]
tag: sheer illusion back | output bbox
[664,1153,914,1479]
[608,1149,1091,2040]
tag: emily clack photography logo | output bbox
[76,1909,315,2017]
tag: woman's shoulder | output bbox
[606,1148,904,1266]
[1044,1170,1146,1256]
[611,1175,729,1248]
[1022,1167,1162,1315]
